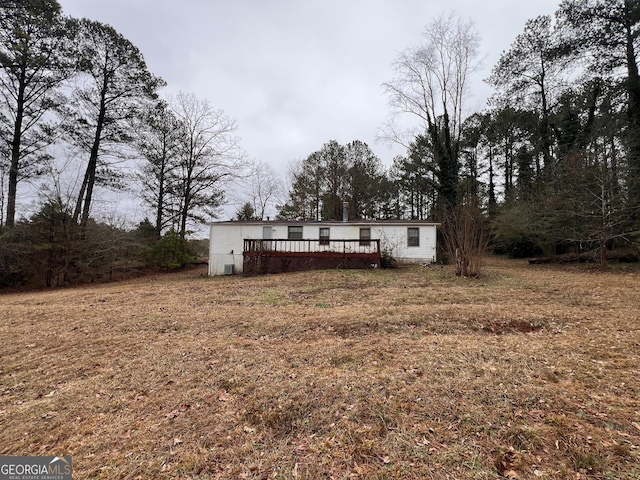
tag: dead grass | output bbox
[1,257,639,479]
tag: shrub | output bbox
[150,229,197,270]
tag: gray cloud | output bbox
[59,0,561,187]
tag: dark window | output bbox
[319,227,330,245]
[359,227,371,246]
[408,227,420,247]
[288,226,303,239]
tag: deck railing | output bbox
[244,238,380,254]
[242,239,381,275]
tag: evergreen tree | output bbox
[0,0,74,227]
[488,15,577,180]
[66,19,164,230]
[278,140,388,221]
[135,100,182,238]
[559,0,640,220]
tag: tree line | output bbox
[2,0,639,287]
[278,2,640,272]
[0,0,247,233]
[0,0,249,286]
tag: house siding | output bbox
[208,221,438,275]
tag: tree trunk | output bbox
[624,0,640,215]
[155,179,164,239]
[73,169,89,222]
[77,72,108,231]
[5,69,27,228]
[488,144,496,215]
[7,144,20,229]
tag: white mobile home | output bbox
[208,220,438,276]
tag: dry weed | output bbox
[0,258,639,479]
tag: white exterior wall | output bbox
[371,225,437,264]
[208,224,264,276]
[209,222,438,275]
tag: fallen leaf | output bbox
[352,461,365,474]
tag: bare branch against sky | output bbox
[58,1,563,173]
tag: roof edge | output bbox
[209,220,441,226]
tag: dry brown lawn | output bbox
[0,257,639,479]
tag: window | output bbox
[319,227,330,245]
[288,226,303,239]
[408,227,420,247]
[359,227,371,246]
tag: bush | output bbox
[0,203,155,289]
[380,248,397,268]
[149,229,197,270]
[0,203,203,290]
[492,236,543,258]
[441,200,489,277]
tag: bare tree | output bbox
[169,92,247,235]
[382,13,486,276]
[246,159,284,220]
[135,100,182,238]
[0,155,6,227]
[382,12,481,208]
[382,13,480,145]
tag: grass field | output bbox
[1,257,639,479]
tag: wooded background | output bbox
[2,1,639,287]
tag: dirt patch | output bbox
[481,319,546,334]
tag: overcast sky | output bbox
[55,0,562,222]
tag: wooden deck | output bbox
[243,239,381,275]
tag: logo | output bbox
[0,456,72,480]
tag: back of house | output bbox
[208,220,438,276]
